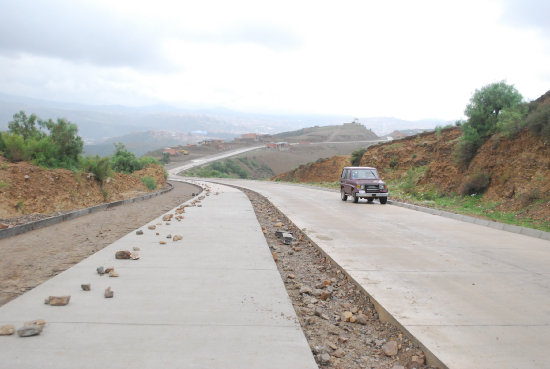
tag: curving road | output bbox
[169,172,550,369]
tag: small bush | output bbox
[141,175,158,190]
[81,156,112,182]
[1,133,28,162]
[526,103,550,141]
[139,156,159,168]
[460,172,491,196]
[389,157,398,169]
[350,148,366,166]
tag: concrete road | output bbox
[0,182,317,369]
[167,146,264,177]
[207,179,550,369]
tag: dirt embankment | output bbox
[0,157,167,221]
[274,127,550,223]
[273,156,351,182]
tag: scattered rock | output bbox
[159,241,167,245]
[81,284,91,291]
[17,324,42,337]
[287,273,295,279]
[104,267,114,273]
[332,348,345,358]
[148,225,156,230]
[162,214,173,221]
[96,266,105,275]
[299,286,312,295]
[272,251,278,262]
[109,271,119,277]
[355,313,368,325]
[274,222,283,227]
[405,353,425,369]
[341,311,353,322]
[166,234,172,238]
[382,341,399,356]
[130,252,140,260]
[173,235,183,241]
[0,223,9,229]
[319,291,332,300]
[24,175,30,180]
[318,353,331,364]
[0,324,15,336]
[133,247,140,251]
[136,230,143,235]
[44,295,71,306]
[24,319,46,327]
[115,250,131,259]
[104,287,114,298]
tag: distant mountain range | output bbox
[0,93,452,155]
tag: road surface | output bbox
[185,178,550,369]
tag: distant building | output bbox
[266,142,290,151]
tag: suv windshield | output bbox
[351,169,378,179]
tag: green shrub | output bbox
[138,156,159,168]
[389,157,398,169]
[350,148,366,166]
[110,143,141,173]
[1,132,30,162]
[496,104,528,137]
[141,175,158,190]
[160,152,170,164]
[81,156,113,182]
[526,103,550,141]
[460,172,491,196]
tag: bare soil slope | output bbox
[0,157,167,221]
[273,155,351,182]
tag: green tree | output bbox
[110,143,141,173]
[464,81,523,139]
[39,118,83,167]
[456,81,523,166]
[8,111,43,140]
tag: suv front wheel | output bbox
[340,188,348,201]
[380,197,387,204]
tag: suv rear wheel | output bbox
[353,193,359,203]
[340,188,348,201]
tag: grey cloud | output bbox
[0,0,167,69]
[218,23,302,51]
[499,0,550,36]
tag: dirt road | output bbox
[0,181,199,306]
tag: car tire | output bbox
[379,197,387,204]
[353,193,359,203]
[340,188,348,201]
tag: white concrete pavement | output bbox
[207,179,550,369]
[0,182,317,369]
[167,146,264,177]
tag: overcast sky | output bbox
[0,0,549,120]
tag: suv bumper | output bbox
[356,191,389,198]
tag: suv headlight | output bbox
[379,183,387,190]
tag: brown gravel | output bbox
[242,187,436,369]
[0,181,199,306]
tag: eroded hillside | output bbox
[0,157,167,220]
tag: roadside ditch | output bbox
[240,187,437,369]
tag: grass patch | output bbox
[389,185,550,232]
[141,175,158,190]
[0,180,10,188]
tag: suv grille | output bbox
[364,185,379,193]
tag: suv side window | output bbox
[341,169,346,179]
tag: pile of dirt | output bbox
[273,156,351,183]
[0,157,167,220]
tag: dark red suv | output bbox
[340,166,389,204]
